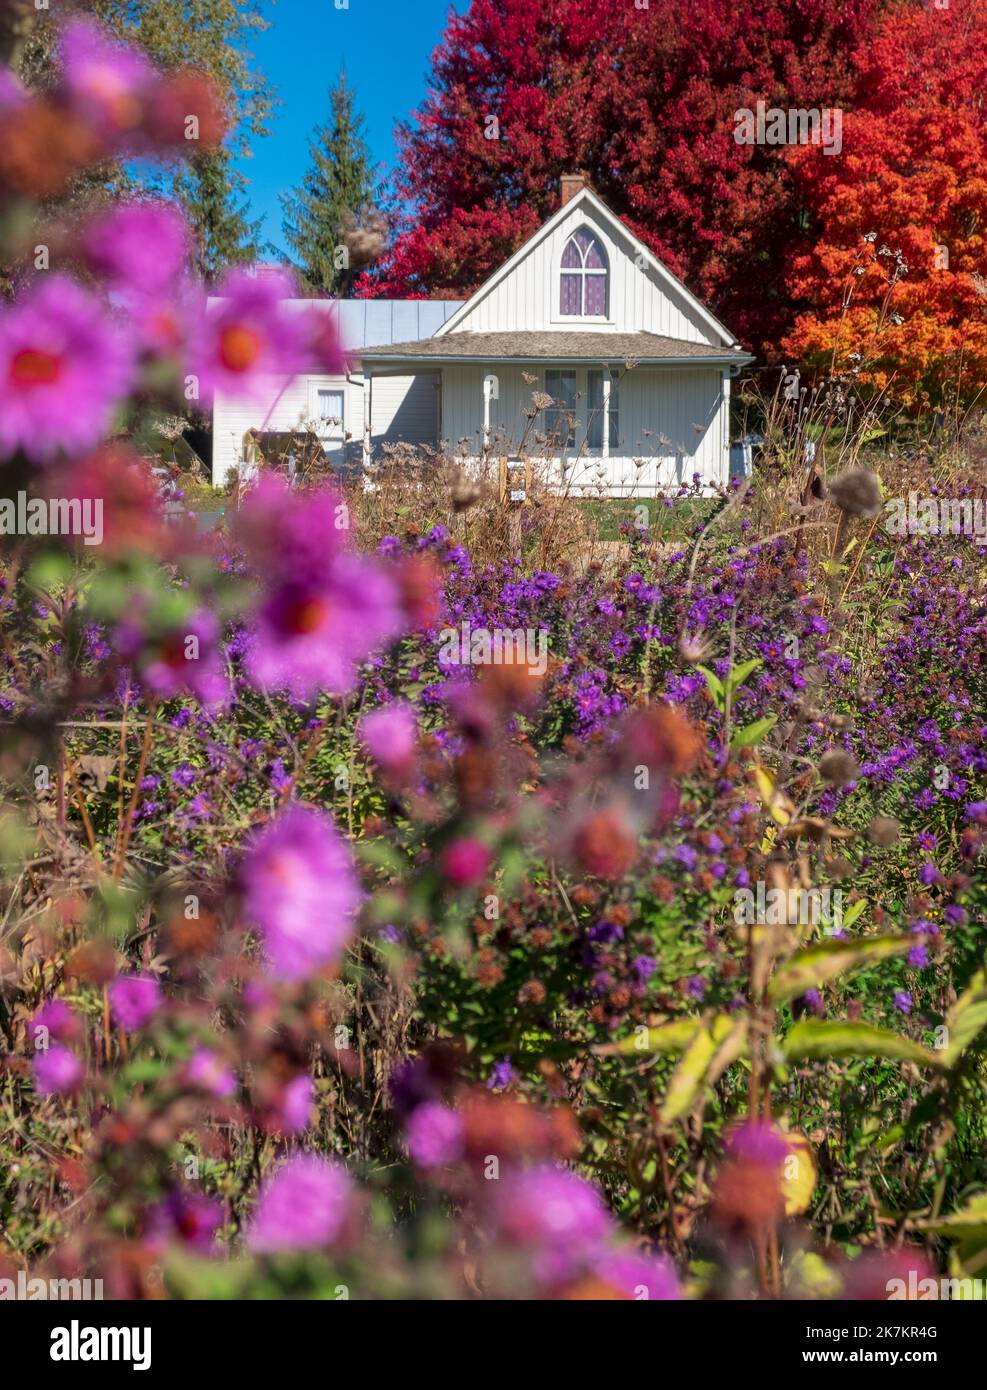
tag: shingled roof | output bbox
[360,331,753,366]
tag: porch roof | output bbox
[360,330,754,368]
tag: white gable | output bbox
[435,188,735,348]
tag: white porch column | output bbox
[602,374,611,459]
[362,372,372,471]
[483,373,499,458]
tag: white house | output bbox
[211,177,753,494]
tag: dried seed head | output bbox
[868,816,900,847]
[825,468,882,518]
[819,749,859,785]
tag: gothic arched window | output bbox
[559,229,609,316]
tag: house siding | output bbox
[439,201,720,346]
[439,362,730,496]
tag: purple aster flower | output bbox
[908,946,929,968]
[0,275,135,462]
[248,1155,352,1254]
[894,991,912,1016]
[241,804,360,982]
[110,975,161,1031]
[406,1102,464,1167]
[487,1057,515,1090]
[686,976,707,1000]
[917,862,941,886]
[33,1045,84,1097]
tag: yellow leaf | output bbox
[782,1132,817,1216]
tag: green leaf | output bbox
[769,935,913,1003]
[730,714,777,750]
[595,1017,703,1057]
[782,1019,939,1066]
[840,898,867,932]
[725,657,762,696]
[697,665,725,711]
[659,1014,740,1123]
[940,969,987,1066]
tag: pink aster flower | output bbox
[359,702,418,774]
[31,998,81,1047]
[0,275,135,463]
[241,804,360,982]
[116,609,229,706]
[33,1045,84,1097]
[0,70,26,113]
[406,1102,464,1168]
[82,202,189,298]
[236,475,403,699]
[248,1155,352,1254]
[491,1166,614,1250]
[188,267,308,403]
[265,1074,314,1136]
[591,1250,680,1300]
[184,1047,237,1100]
[58,18,155,144]
[109,974,161,1031]
[440,837,492,888]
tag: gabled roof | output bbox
[361,330,753,366]
[433,186,741,349]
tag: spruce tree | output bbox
[281,70,379,297]
[177,149,267,284]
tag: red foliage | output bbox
[359,0,880,351]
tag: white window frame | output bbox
[551,226,613,327]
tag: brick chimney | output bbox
[559,172,586,207]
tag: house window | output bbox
[587,371,619,450]
[316,389,345,434]
[560,229,609,317]
[544,369,577,447]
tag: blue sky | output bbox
[232,0,462,256]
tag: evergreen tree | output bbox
[177,149,267,284]
[281,71,380,296]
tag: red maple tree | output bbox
[359,0,879,352]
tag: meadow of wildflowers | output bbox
[0,15,985,1313]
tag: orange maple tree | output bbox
[782,0,987,411]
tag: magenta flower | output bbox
[440,837,492,888]
[58,18,155,143]
[184,1048,237,1100]
[724,1122,790,1169]
[83,202,189,297]
[248,1155,352,1254]
[592,1250,680,1300]
[31,998,81,1046]
[145,1190,224,1255]
[0,275,134,462]
[33,1045,84,1098]
[406,1102,464,1168]
[188,267,308,403]
[492,1166,613,1249]
[268,1074,314,1136]
[236,476,403,699]
[0,70,26,113]
[116,609,229,706]
[241,805,360,982]
[109,975,161,1031]
[359,702,417,773]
